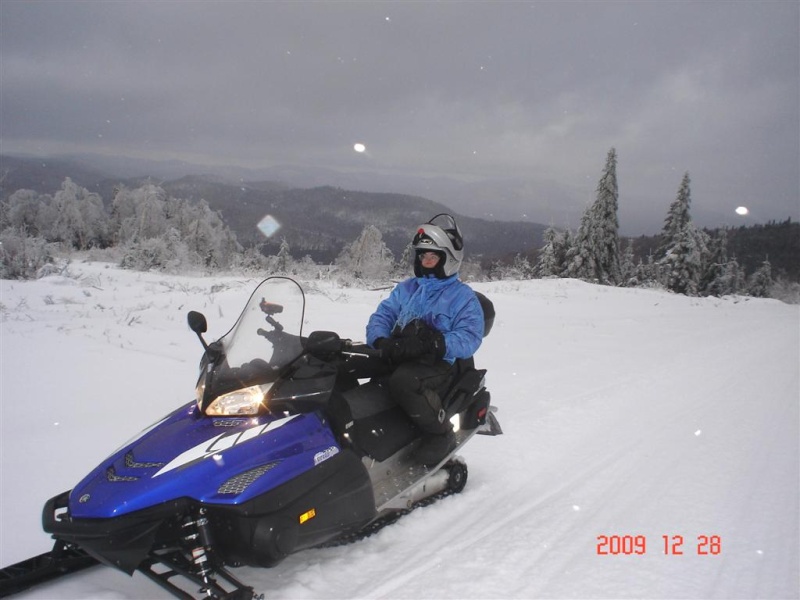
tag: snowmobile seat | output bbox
[475,291,495,337]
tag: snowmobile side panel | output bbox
[208,448,376,566]
[336,382,418,461]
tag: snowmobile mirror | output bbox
[187,311,208,334]
[187,310,211,353]
[305,331,342,356]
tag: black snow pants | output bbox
[388,360,456,435]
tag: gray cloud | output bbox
[1,1,797,233]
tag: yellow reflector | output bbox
[299,508,316,525]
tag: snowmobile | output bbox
[0,276,501,599]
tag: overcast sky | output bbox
[1,1,798,233]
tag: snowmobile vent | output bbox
[106,467,138,482]
[124,451,165,469]
[218,462,280,495]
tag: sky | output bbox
[1,1,798,234]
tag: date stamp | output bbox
[596,534,722,556]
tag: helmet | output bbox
[412,213,464,278]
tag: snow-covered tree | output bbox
[0,227,53,278]
[40,178,109,249]
[110,184,168,244]
[336,224,395,281]
[491,254,534,280]
[182,199,241,269]
[108,184,240,271]
[715,256,747,296]
[535,226,570,277]
[4,189,44,236]
[748,259,773,298]
[659,173,692,254]
[275,238,293,273]
[657,173,711,295]
[619,238,637,286]
[565,148,621,285]
[700,229,733,296]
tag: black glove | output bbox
[374,328,446,364]
[405,320,447,362]
[374,336,425,364]
[424,330,446,362]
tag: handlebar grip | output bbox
[345,343,383,359]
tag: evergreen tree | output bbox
[701,229,733,296]
[535,226,567,277]
[659,173,692,254]
[565,148,621,284]
[657,173,711,295]
[748,259,773,298]
[276,238,292,273]
[719,256,746,296]
[620,238,637,286]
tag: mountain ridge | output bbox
[0,154,547,263]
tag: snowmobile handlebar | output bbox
[304,331,382,359]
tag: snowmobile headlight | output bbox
[205,383,274,416]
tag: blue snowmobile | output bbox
[0,276,501,599]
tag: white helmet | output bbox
[412,214,464,278]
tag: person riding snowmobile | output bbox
[367,214,484,466]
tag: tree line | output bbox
[0,164,796,302]
[524,149,791,299]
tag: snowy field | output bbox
[1,260,798,600]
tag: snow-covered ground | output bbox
[1,261,798,600]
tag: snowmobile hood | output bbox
[68,404,341,518]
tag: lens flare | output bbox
[257,214,281,238]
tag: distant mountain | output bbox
[1,151,582,227]
[0,154,111,196]
[115,177,546,263]
[1,155,546,264]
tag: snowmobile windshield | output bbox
[197,277,306,415]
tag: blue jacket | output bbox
[367,275,484,364]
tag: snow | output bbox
[1,261,798,600]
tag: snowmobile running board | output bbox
[0,540,98,598]
[372,409,502,512]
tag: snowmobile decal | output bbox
[153,414,300,477]
[313,445,339,465]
